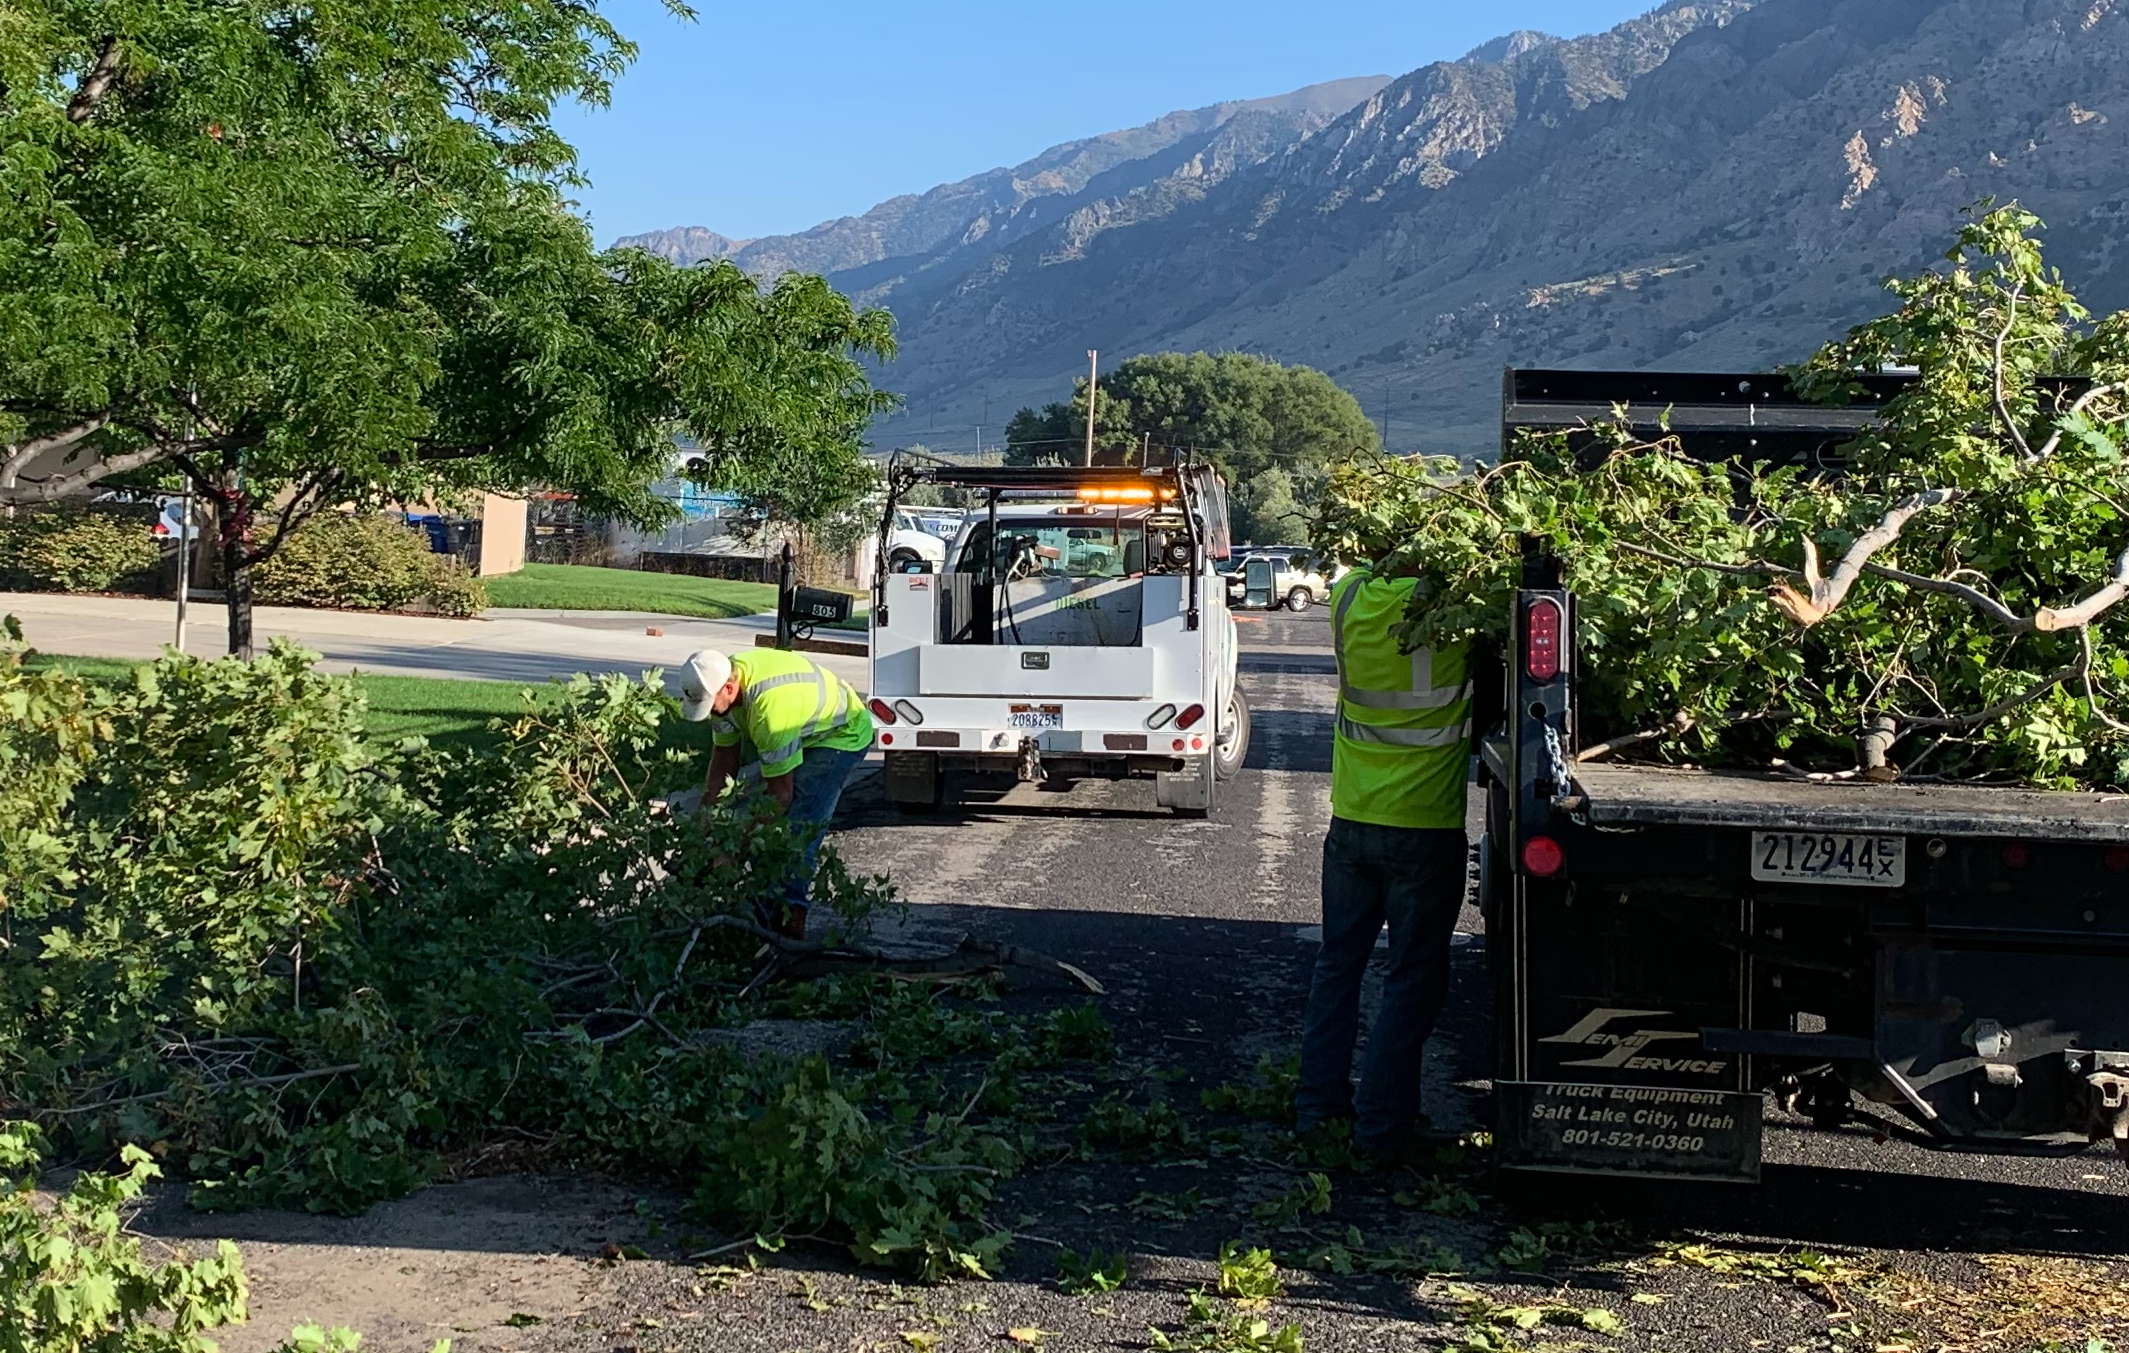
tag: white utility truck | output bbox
[867,457,1249,816]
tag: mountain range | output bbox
[620,0,2129,456]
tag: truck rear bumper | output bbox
[875,726,1212,758]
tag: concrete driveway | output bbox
[1,592,869,693]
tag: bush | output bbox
[255,514,484,615]
[0,504,160,592]
[425,559,488,617]
[0,634,1046,1276]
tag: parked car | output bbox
[886,509,949,572]
[1225,550,1335,611]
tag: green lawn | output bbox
[25,654,719,758]
[483,563,777,619]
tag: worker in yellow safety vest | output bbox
[678,647,875,939]
[1296,560,1478,1159]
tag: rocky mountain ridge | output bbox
[870,0,2129,454]
[615,76,1389,279]
[621,1,2129,458]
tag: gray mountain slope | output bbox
[877,0,2129,457]
[614,75,1390,277]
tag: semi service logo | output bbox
[1540,1007,1729,1076]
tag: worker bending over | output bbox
[678,647,874,939]
[1297,559,1475,1160]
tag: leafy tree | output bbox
[0,2,894,655]
[1335,205,2129,788]
[1002,353,1378,522]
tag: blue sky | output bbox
[556,0,1660,245]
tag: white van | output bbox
[867,460,1249,816]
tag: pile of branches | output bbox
[0,630,1101,1278]
[1320,206,2129,789]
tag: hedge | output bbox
[255,513,487,616]
[0,504,161,593]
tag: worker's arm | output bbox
[761,771,796,812]
[705,742,742,799]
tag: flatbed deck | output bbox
[1565,762,2129,842]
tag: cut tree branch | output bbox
[2030,382,2129,463]
[1769,488,1965,627]
[1991,282,2033,460]
[1899,660,2085,731]
[2034,546,2129,632]
[1860,562,2036,632]
[1576,711,1697,764]
[66,38,125,124]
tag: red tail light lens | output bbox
[2001,842,2029,869]
[1525,598,1563,683]
[1175,704,1207,730]
[868,698,897,725]
[2106,847,2129,874]
[1521,835,1565,877]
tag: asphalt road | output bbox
[143,608,2129,1353]
[611,607,2129,1353]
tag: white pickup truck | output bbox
[867,459,1249,816]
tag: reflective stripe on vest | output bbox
[736,657,859,767]
[1337,714,1473,748]
[1331,575,1469,713]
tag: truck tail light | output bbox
[892,700,924,726]
[1525,598,1563,682]
[868,699,897,725]
[1145,703,1178,730]
[1175,704,1206,731]
[2001,842,2029,869]
[2106,846,2129,874]
[1522,835,1565,877]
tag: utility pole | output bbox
[1084,349,1099,467]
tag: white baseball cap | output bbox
[677,649,733,722]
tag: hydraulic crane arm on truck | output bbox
[1480,369,2129,1183]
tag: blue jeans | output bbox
[780,746,867,913]
[1297,817,1467,1151]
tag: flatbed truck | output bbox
[1482,370,2129,1182]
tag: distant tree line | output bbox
[1002,352,1379,546]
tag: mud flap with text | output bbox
[1154,756,1214,813]
[1496,1081,1762,1181]
[1495,872,1761,1179]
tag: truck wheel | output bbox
[1214,687,1252,780]
[889,548,923,574]
[1285,586,1313,612]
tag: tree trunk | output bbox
[218,461,255,658]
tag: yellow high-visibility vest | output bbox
[710,649,873,778]
[1329,568,1472,830]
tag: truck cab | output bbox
[867,458,1248,816]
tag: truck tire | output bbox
[1214,686,1252,780]
[1285,586,1313,612]
[889,548,924,574]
